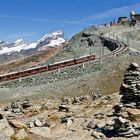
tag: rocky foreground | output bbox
[0,63,140,140]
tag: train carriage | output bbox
[0,54,96,82]
[0,33,129,83]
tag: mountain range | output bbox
[0,30,66,64]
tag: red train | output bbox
[0,54,96,82]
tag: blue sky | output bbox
[0,0,140,42]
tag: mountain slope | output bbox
[0,30,66,64]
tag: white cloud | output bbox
[7,33,34,40]
[0,15,92,26]
[1,3,140,26]
[79,3,140,23]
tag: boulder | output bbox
[106,120,115,126]
[130,63,139,69]
[95,121,106,128]
[87,121,95,129]
[61,115,74,126]
[137,83,140,90]
[59,105,69,112]
[72,96,87,104]
[118,117,127,124]
[28,121,35,128]
[21,99,32,109]
[34,119,43,127]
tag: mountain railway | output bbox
[0,36,128,82]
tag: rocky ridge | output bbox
[89,63,140,139]
[0,30,66,64]
[0,91,117,140]
[1,63,140,140]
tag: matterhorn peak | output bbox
[0,30,66,55]
[37,30,66,48]
[40,30,64,42]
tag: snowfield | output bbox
[0,30,66,55]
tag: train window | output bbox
[7,75,11,78]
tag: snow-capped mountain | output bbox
[37,30,66,50]
[0,30,67,64]
[14,39,24,45]
[0,30,66,56]
[0,40,5,44]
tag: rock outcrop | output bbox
[93,63,140,138]
[120,62,140,108]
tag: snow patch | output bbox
[0,44,27,55]
[40,30,63,42]
[14,39,24,45]
[23,42,37,50]
[0,30,66,55]
[45,37,66,47]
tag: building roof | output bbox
[134,14,140,16]
[118,17,127,19]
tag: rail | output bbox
[0,36,128,82]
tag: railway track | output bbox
[0,36,128,82]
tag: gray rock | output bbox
[28,121,35,128]
[124,102,136,108]
[61,115,73,125]
[131,71,140,76]
[59,105,69,112]
[133,129,140,136]
[61,97,70,105]
[72,96,87,104]
[118,117,127,124]
[92,92,101,100]
[118,128,135,137]
[94,112,105,119]
[12,108,21,113]
[34,119,43,127]
[106,120,115,126]
[96,121,106,128]
[11,100,21,109]
[130,63,139,69]
[137,83,140,89]
[21,99,32,109]
[91,131,101,139]
[87,121,95,129]
[66,118,73,127]
[91,131,105,139]
[103,95,112,100]
[113,104,124,113]
[6,113,17,118]
[130,84,137,87]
